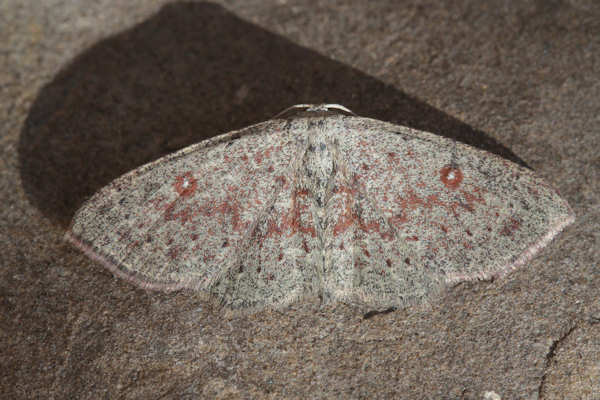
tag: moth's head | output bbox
[273,103,355,119]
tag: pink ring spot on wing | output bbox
[440,166,463,190]
[174,172,198,197]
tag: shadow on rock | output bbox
[19,1,527,227]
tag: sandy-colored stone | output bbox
[540,322,600,400]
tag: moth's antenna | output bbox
[273,104,355,119]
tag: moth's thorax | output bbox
[299,128,336,208]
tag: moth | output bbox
[66,104,574,311]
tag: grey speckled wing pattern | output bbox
[66,104,574,311]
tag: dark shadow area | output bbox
[19,1,528,227]
[363,307,397,320]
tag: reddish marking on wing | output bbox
[334,185,358,196]
[278,253,283,261]
[454,201,474,213]
[168,246,180,260]
[181,187,246,231]
[359,220,380,233]
[332,184,361,237]
[406,235,419,241]
[302,240,309,253]
[164,202,191,224]
[440,166,463,190]
[410,191,444,209]
[266,218,282,237]
[276,189,317,238]
[461,187,486,206]
[275,175,287,188]
[500,217,521,236]
[213,199,245,232]
[426,194,446,207]
[254,146,272,165]
[165,187,247,231]
[389,213,408,226]
[333,203,354,237]
[364,249,371,257]
[174,172,198,197]
[357,218,394,241]
[387,184,486,230]
[393,190,446,217]
[148,196,167,211]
